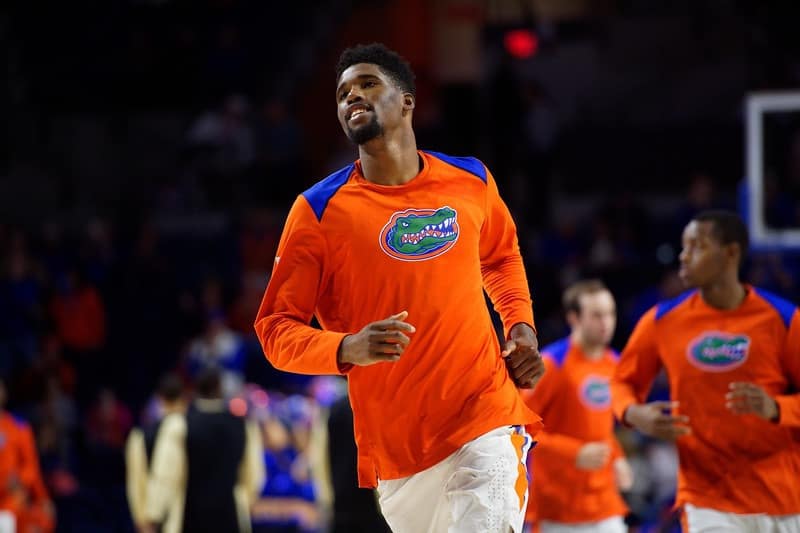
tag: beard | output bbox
[346,114,383,145]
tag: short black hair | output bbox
[194,366,222,399]
[157,372,183,403]
[335,43,416,96]
[562,279,609,315]
[693,210,749,260]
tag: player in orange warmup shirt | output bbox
[254,43,545,532]
[522,280,631,533]
[0,378,55,533]
[612,210,800,532]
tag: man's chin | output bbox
[347,122,383,145]
[678,272,697,288]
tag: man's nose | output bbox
[346,89,364,105]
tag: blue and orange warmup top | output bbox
[522,338,628,525]
[255,150,543,487]
[612,287,800,514]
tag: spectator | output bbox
[0,376,55,533]
[143,368,264,533]
[126,373,186,533]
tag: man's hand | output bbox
[575,442,611,470]
[624,401,691,441]
[502,323,545,389]
[614,457,634,491]
[338,311,415,367]
[726,382,779,421]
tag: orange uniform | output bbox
[612,287,800,515]
[255,150,542,487]
[522,337,627,525]
[0,412,54,533]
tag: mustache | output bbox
[346,104,373,120]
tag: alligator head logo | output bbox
[579,375,611,410]
[686,332,750,372]
[379,206,459,261]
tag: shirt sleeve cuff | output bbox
[504,318,537,340]
[333,333,354,375]
[774,394,798,426]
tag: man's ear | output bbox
[402,93,415,113]
[565,310,579,329]
[727,242,742,268]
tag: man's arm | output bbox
[611,308,662,422]
[254,196,348,375]
[726,309,800,426]
[611,437,634,491]
[478,170,544,387]
[125,428,148,527]
[612,309,690,440]
[774,310,800,426]
[478,170,535,339]
[18,423,56,531]
[238,420,266,505]
[144,414,186,526]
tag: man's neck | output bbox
[570,331,606,360]
[358,128,419,185]
[162,403,184,416]
[699,274,746,310]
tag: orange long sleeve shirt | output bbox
[612,287,800,515]
[0,412,54,532]
[522,338,627,525]
[255,150,542,487]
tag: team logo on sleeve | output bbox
[379,206,459,261]
[579,375,611,410]
[686,332,750,372]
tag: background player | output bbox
[522,280,631,533]
[612,210,800,532]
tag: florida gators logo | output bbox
[579,375,611,410]
[687,332,750,372]
[379,206,459,261]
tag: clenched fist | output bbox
[502,323,545,389]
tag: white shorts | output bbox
[684,503,800,533]
[0,511,14,533]
[538,516,627,533]
[378,425,533,533]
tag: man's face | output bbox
[679,220,730,288]
[336,63,406,145]
[572,290,616,347]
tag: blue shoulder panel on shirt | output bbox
[301,163,355,221]
[754,287,796,329]
[541,337,571,368]
[655,289,696,321]
[424,151,487,183]
[10,413,28,429]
